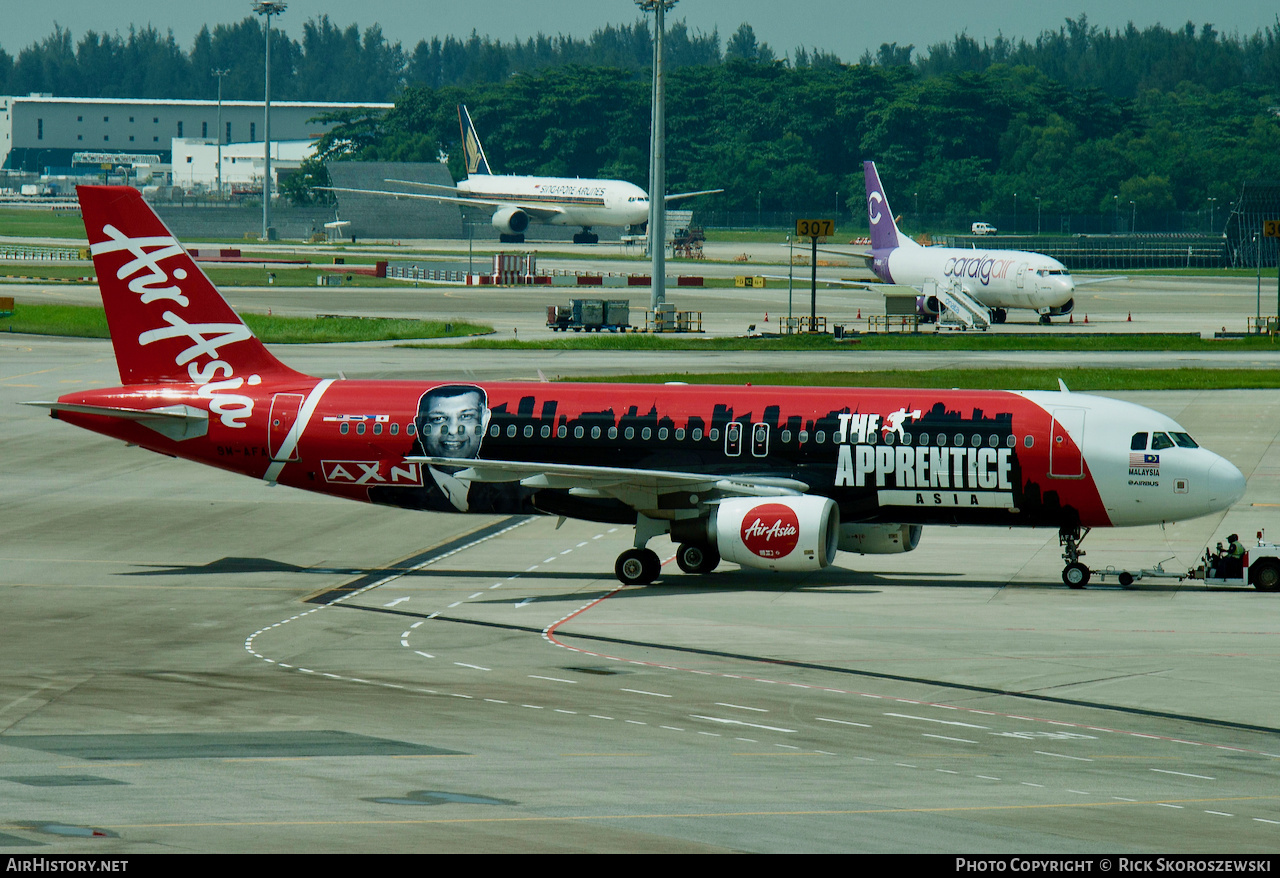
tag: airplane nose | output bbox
[1207,457,1246,511]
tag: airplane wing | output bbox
[320,186,566,220]
[815,246,874,268]
[664,189,724,203]
[760,275,899,292]
[407,455,808,513]
[383,178,462,194]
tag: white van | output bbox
[971,222,997,235]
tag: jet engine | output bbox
[837,523,922,554]
[712,496,839,572]
[1044,297,1074,316]
[918,295,941,320]
[492,206,530,235]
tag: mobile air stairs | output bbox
[923,278,990,330]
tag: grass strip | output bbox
[1,302,491,344]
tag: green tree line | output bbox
[4,14,1280,101]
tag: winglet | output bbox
[458,105,492,176]
[863,161,903,252]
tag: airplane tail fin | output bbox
[77,185,305,386]
[863,160,910,251]
[458,105,492,176]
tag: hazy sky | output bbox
[5,1,1278,63]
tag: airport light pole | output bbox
[637,0,677,315]
[213,68,229,197]
[1036,196,1041,236]
[1208,196,1217,234]
[1130,200,1136,234]
[253,1,287,241]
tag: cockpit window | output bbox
[1130,432,1147,451]
[1151,432,1175,450]
[1171,432,1199,448]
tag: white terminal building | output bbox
[0,94,392,189]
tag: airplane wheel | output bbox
[676,543,720,575]
[1118,571,1134,587]
[1062,562,1090,588]
[1039,314,1052,325]
[1251,560,1280,592]
[616,548,661,585]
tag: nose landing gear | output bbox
[1060,525,1092,587]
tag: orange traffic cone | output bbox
[1069,314,1074,324]
[764,311,769,322]
[1127,312,1132,322]
[857,308,861,319]
[1084,314,1089,324]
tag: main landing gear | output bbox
[612,515,721,585]
[615,548,662,585]
[989,308,1007,324]
[573,228,599,244]
[1060,525,1092,588]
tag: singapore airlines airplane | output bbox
[328,105,720,244]
[858,161,1080,325]
[30,187,1245,588]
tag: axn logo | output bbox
[322,460,423,486]
[740,503,800,559]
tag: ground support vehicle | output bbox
[1082,532,1280,591]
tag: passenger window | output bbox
[1131,432,1148,451]
[1151,432,1174,450]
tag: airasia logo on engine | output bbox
[740,504,800,559]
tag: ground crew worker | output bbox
[1225,534,1246,576]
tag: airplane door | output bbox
[751,422,770,457]
[268,393,304,461]
[1016,264,1029,289]
[725,422,743,457]
[1049,408,1085,478]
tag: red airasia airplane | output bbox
[30,186,1247,587]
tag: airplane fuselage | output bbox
[459,174,650,228]
[873,245,1075,312]
[54,379,1240,534]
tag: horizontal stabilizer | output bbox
[24,401,208,441]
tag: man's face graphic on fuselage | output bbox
[418,388,487,459]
